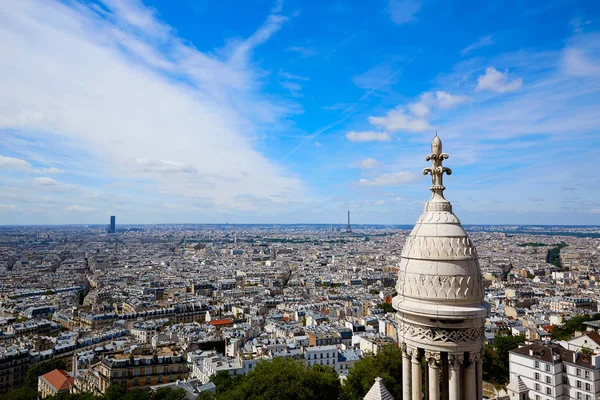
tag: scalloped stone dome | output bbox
[393,136,487,321]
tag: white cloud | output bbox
[369,108,431,133]
[365,199,386,206]
[562,48,600,77]
[134,158,197,174]
[37,167,63,174]
[475,67,523,93]
[314,141,322,147]
[359,158,379,169]
[0,204,17,210]
[65,205,96,212]
[346,131,392,143]
[367,91,468,133]
[33,177,62,186]
[387,0,421,25]
[0,155,32,170]
[357,172,418,186]
[460,35,494,56]
[0,0,308,213]
[435,91,469,108]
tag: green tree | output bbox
[0,386,38,400]
[340,345,403,400]
[196,392,216,400]
[482,333,525,387]
[102,385,125,400]
[23,358,68,390]
[152,387,187,400]
[213,357,340,400]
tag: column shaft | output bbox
[476,356,483,400]
[448,354,463,400]
[426,352,440,400]
[464,364,476,400]
[403,347,412,400]
[412,349,422,400]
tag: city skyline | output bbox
[1,0,599,225]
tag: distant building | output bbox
[108,216,116,233]
[0,348,30,394]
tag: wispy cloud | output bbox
[346,131,392,143]
[0,0,310,220]
[387,0,421,25]
[0,155,32,170]
[357,172,418,186]
[286,46,318,57]
[460,34,495,56]
[65,205,96,212]
[475,67,523,93]
[367,91,468,133]
[357,158,379,169]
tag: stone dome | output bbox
[393,135,487,321]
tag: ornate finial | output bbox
[423,134,452,195]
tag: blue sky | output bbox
[1,0,599,225]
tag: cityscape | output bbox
[1,0,600,400]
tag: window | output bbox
[545,364,550,372]
[535,361,540,368]
[535,372,540,380]
[577,380,582,388]
[585,383,591,391]
[577,368,582,376]
[584,370,590,379]
[535,383,540,391]
[577,393,582,400]
[546,388,551,395]
[546,376,551,384]
[563,376,568,384]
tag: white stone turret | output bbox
[393,135,488,400]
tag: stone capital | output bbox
[448,353,464,368]
[407,346,420,362]
[468,351,482,364]
[425,351,441,367]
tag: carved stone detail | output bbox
[425,351,441,367]
[415,210,459,224]
[448,353,464,367]
[468,351,482,364]
[401,236,478,260]
[398,273,483,300]
[398,321,484,344]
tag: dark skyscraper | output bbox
[109,216,116,233]
[346,210,352,233]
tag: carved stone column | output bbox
[426,351,441,400]
[465,352,479,400]
[448,353,463,400]
[476,351,483,400]
[402,343,412,400]
[411,347,422,400]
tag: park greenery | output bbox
[551,313,600,340]
[482,333,525,387]
[339,345,403,400]
[199,357,340,400]
[0,386,187,400]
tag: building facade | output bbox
[509,333,600,400]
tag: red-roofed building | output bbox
[209,319,233,328]
[38,369,73,398]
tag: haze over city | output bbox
[1,0,599,225]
